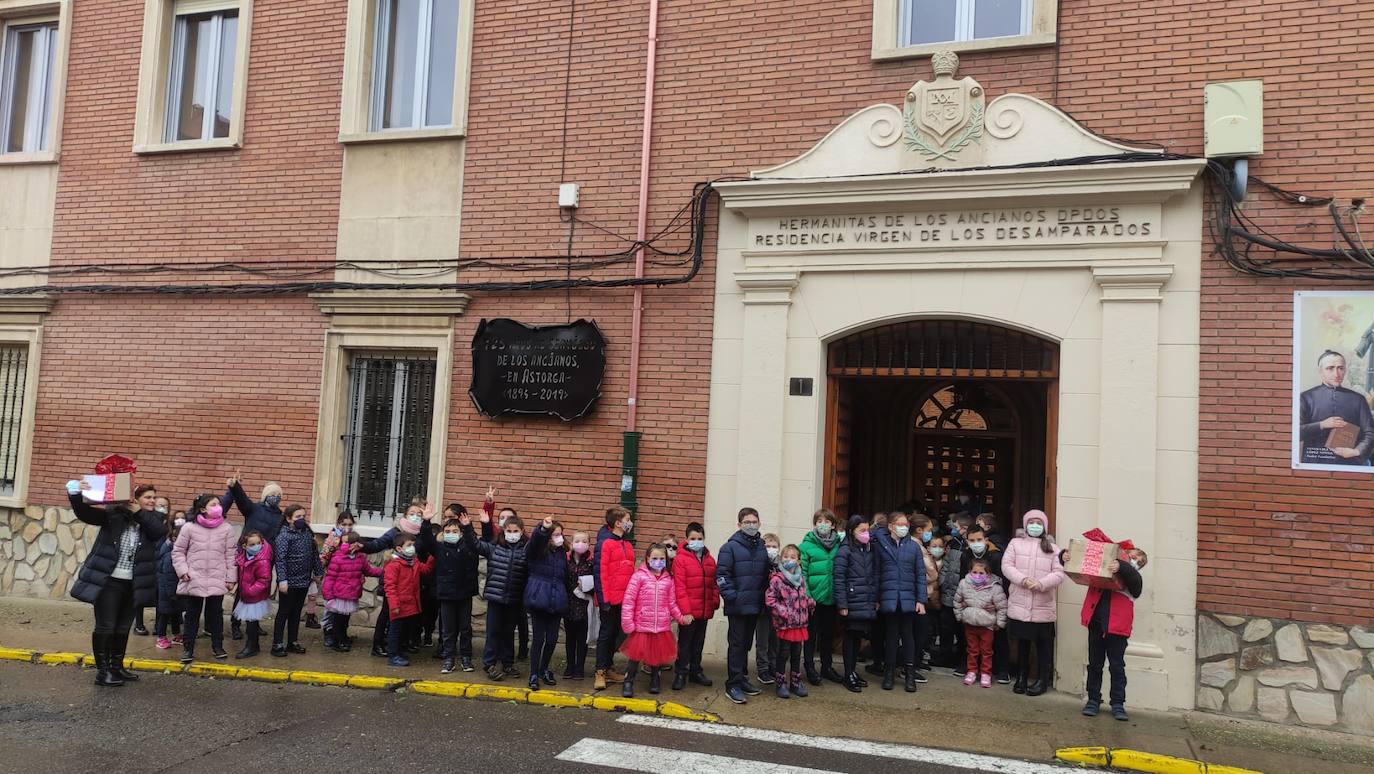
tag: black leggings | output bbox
[273,587,308,645]
[483,600,518,669]
[1017,631,1056,684]
[564,617,589,675]
[674,619,708,676]
[883,611,917,668]
[805,603,836,672]
[529,610,561,677]
[774,640,802,677]
[183,595,225,650]
[842,627,867,675]
[154,605,182,637]
[329,612,352,642]
[372,595,390,650]
[595,604,623,669]
[93,579,135,636]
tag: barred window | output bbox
[340,352,436,526]
[0,345,28,497]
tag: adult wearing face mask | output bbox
[716,507,770,705]
[1000,510,1066,696]
[67,478,167,687]
[833,515,878,692]
[172,494,238,663]
[874,513,927,693]
[271,505,323,657]
[671,521,719,690]
[799,508,844,685]
[592,506,636,690]
[223,471,285,640]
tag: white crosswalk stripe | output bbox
[556,737,842,773]
[616,715,1079,774]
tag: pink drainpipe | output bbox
[626,0,660,433]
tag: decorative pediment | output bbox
[755,50,1156,179]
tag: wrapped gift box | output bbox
[1064,537,1123,590]
[81,473,132,503]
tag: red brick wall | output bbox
[35,0,1374,619]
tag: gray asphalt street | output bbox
[0,661,1077,774]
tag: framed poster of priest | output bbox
[1293,291,1374,471]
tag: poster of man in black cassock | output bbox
[1293,291,1374,471]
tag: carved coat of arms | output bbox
[904,50,985,161]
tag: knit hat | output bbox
[1022,509,1049,529]
[261,482,283,501]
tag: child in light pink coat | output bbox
[172,494,237,662]
[999,510,1066,696]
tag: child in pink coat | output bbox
[1000,510,1066,696]
[765,544,816,699]
[619,543,693,698]
[232,530,274,659]
[321,533,383,652]
[172,494,237,663]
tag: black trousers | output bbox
[93,578,135,636]
[272,587,308,645]
[329,612,352,642]
[883,611,917,667]
[388,614,416,657]
[529,610,561,677]
[993,626,1009,675]
[774,640,802,677]
[372,594,391,650]
[438,598,473,660]
[726,613,758,688]
[913,610,928,664]
[516,602,529,655]
[483,600,517,669]
[939,606,965,667]
[594,604,623,670]
[1086,622,1128,706]
[182,595,225,650]
[674,619,709,676]
[419,587,438,641]
[564,617,589,675]
[842,627,867,674]
[804,603,836,671]
[869,614,886,666]
[754,614,778,676]
[154,603,182,637]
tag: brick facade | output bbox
[24,0,1374,624]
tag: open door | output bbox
[823,375,853,517]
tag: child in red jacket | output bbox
[671,521,719,690]
[384,534,435,668]
[765,544,816,699]
[1078,538,1147,722]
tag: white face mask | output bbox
[552,535,565,547]
[173,518,186,528]
[504,531,522,544]
[407,514,423,524]
[1128,559,1140,570]
[766,547,779,561]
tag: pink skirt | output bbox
[619,630,677,667]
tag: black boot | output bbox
[882,665,895,691]
[648,668,661,695]
[622,663,640,698]
[108,632,139,681]
[904,663,918,693]
[804,664,822,686]
[844,671,863,693]
[92,633,123,687]
[230,617,243,641]
[1027,645,1053,696]
[1013,640,1030,694]
[235,622,261,659]
[672,671,687,691]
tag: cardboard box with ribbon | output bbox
[81,454,137,504]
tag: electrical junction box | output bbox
[1204,80,1263,158]
[559,183,580,208]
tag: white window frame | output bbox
[0,300,51,509]
[132,0,252,154]
[0,0,69,165]
[339,0,473,144]
[163,8,237,142]
[0,21,56,154]
[872,0,1056,61]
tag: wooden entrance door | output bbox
[912,432,1015,518]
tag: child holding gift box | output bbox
[1079,538,1147,721]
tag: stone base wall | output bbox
[1197,612,1374,736]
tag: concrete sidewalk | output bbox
[2,596,1370,773]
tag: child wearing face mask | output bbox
[154,512,183,649]
[358,498,428,658]
[936,514,972,669]
[564,530,595,680]
[135,496,173,636]
[765,544,817,699]
[524,516,570,690]
[753,533,782,685]
[475,512,530,680]
[1077,537,1147,721]
[320,532,383,654]
[319,511,355,650]
[419,506,480,673]
[924,534,945,664]
[799,509,842,685]
[952,525,999,676]
[671,521,719,689]
[232,530,274,658]
[172,494,237,663]
[271,505,324,658]
[954,558,1008,688]
[593,506,636,690]
[383,534,435,667]
[833,516,878,692]
[619,543,693,698]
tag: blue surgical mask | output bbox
[969,541,987,555]
[921,530,932,543]
[930,547,945,559]
[245,544,262,557]
[1026,523,1045,538]
[442,532,461,544]
[782,559,799,571]
[687,539,705,552]
[895,526,910,539]
[400,545,416,557]
[649,558,666,572]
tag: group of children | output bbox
[128,476,1148,714]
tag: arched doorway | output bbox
[823,319,1058,527]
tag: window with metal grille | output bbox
[0,345,27,497]
[340,352,436,526]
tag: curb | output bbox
[0,646,719,723]
[1057,746,1264,774]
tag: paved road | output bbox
[0,661,1075,774]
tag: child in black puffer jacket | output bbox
[154,517,183,650]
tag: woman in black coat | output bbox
[66,480,167,687]
[833,515,879,692]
